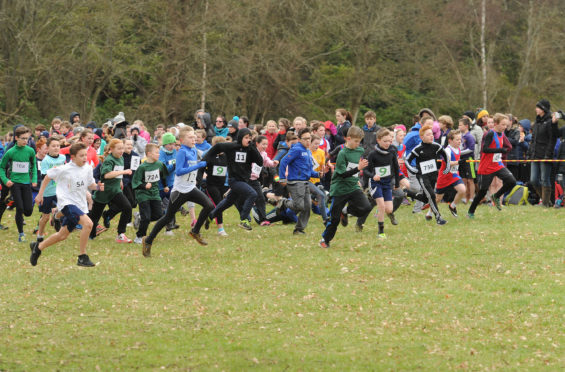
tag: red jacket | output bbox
[265,131,278,159]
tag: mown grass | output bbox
[0,203,563,371]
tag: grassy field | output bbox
[0,203,563,371]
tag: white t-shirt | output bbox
[47,161,95,213]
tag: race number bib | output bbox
[181,171,197,184]
[375,165,391,178]
[312,157,319,171]
[235,152,247,163]
[130,156,141,170]
[450,164,459,174]
[347,162,359,178]
[12,161,29,173]
[212,165,227,177]
[144,169,160,183]
[492,153,502,162]
[113,165,124,179]
[420,159,437,174]
[251,163,262,177]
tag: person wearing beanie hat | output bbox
[227,119,239,139]
[157,131,178,235]
[161,132,176,146]
[536,99,551,114]
[204,127,263,231]
[529,99,559,206]
[476,109,489,129]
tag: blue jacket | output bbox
[176,145,206,177]
[279,142,319,181]
[403,123,422,167]
[159,147,177,188]
[195,141,212,154]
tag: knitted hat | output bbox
[162,132,176,145]
[536,99,551,113]
[40,131,50,138]
[476,109,489,121]
[394,124,407,132]
[463,110,475,121]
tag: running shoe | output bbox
[30,242,41,266]
[319,239,330,249]
[77,254,95,267]
[116,233,132,243]
[239,220,252,231]
[142,237,151,257]
[189,231,208,246]
[448,204,458,217]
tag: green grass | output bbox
[1,203,563,370]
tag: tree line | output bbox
[1,0,564,131]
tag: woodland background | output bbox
[1,0,565,130]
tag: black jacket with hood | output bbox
[203,128,262,183]
[529,112,558,160]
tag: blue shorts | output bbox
[370,180,393,201]
[38,195,57,214]
[435,179,463,195]
[61,205,85,233]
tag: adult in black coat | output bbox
[528,99,559,206]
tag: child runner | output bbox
[434,130,466,217]
[364,128,400,238]
[36,137,66,242]
[319,126,372,248]
[30,143,100,267]
[405,124,450,225]
[250,135,278,226]
[156,132,178,235]
[457,117,476,204]
[205,128,263,231]
[278,128,321,235]
[308,134,329,224]
[142,128,213,257]
[88,139,133,242]
[0,126,37,242]
[132,143,168,244]
[202,136,229,236]
[467,113,517,217]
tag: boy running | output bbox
[278,128,321,235]
[142,129,213,257]
[132,144,168,244]
[30,143,100,267]
[319,127,372,248]
[405,124,450,225]
[36,137,66,241]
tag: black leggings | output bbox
[322,189,372,244]
[205,184,227,225]
[88,192,132,238]
[145,188,213,245]
[0,180,10,224]
[469,168,516,214]
[137,199,163,238]
[249,180,267,222]
[9,183,34,233]
[413,173,442,220]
